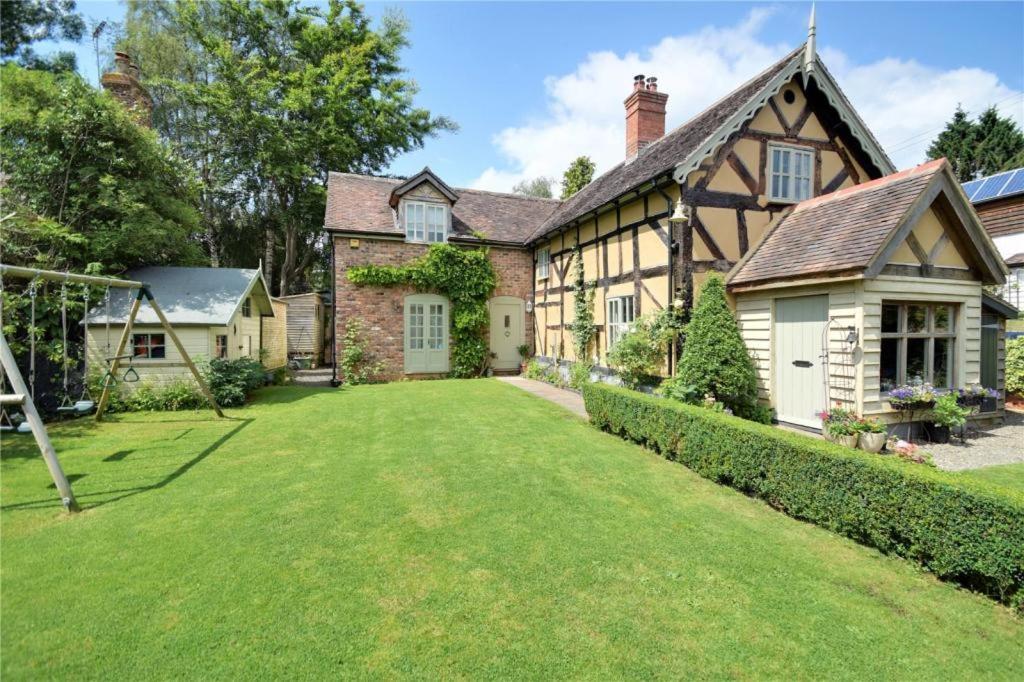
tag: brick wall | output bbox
[333,236,534,381]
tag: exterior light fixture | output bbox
[845,326,858,346]
[668,198,690,224]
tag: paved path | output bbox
[496,376,588,419]
[929,410,1024,471]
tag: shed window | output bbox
[607,296,635,350]
[405,201,447,243]
[768,144,813,203]
[132,333,166,359]
[537,248,550,279]
[242,298,252,317]
[879,302,956,392]
[215,334,228,359]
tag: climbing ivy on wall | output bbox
[567,244,596,362]
[346,244,497,378]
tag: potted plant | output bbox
[854,417,887,453]
[923,392,968,444]
[820,405,857,447]
[516,344,530,373]
[956,384,997,407]
[888,383,937,411]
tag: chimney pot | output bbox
[114,51,131,74]
[624,74,668,159]
[101,52,153,128]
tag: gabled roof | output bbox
[728,159,1008,288]
[1006,252,1024,268]
[87,266,271,326]
[526,45,896,244]
[388,167,459,208]
[325,172,560,245]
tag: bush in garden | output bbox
[1007,336,1024,396]
[607,318,663,388]
[204,357,267,407]
[583,382,1024,608]
[676,275,759,419]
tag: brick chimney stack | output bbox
[101,51,153,128]
[624,74,668,159]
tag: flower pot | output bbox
[858,431,886,453]
[957,395,984,407]
[835,434,858,449]
[923,422,950,444]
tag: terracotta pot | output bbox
[836,434,858,449]
[858,432,886,453]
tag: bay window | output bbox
[880,302,956,392]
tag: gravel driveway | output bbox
[928,410,1024,471]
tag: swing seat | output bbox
[16,421,32,434]
[74,400,96,413]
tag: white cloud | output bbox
[471,10,1023,192]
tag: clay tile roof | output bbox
[525,46,804,244]
[1006,252,1024,267]
[729,158,947,287]
[324,172,560,245]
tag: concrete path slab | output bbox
[496,376,588,419]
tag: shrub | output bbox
[583,382,1024,606]
[930,392,969,430]
[607,317,663,388]
[676,275,759,419]
[1007,336,1024,396]
[205,357,266,407]
[339,318,384,385]
[569,361,592,390]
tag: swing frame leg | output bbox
[95,290,143,422]
[0,331,80,512]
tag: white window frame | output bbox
[879,302,957,392]
[537,248,550,280]
[606,296,635,350]
[768,143,814,203]
[132,333,166,360]
[404,200,448,243]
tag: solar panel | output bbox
[962,178,985,200]
[961,168,1024,203]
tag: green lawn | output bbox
[958,462,1024,493]
[2,381,1021,678]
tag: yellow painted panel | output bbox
[776,84,805,126]
[887,238,920,265]
[579,221,596,244]
[911,207,945,253]
[701,207,740,261]
[743,210,773,248]
[642,275,668,312]
[619,197,644,225]
[597,211,617,237]
[707,162,749,195]
[798,112,829,141]
[821,150,844,186]
[637,224,666,269]
[686,168,708,188]
[933,240,969,268]
[733,138,762,177]
[749,103,785,134]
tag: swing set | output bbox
[0,263,224,512]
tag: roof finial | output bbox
[803,2,817,86]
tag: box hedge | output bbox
[582,382,1024,607]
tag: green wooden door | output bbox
[774,295,829,428]
[404,294,449,374]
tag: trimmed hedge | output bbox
[583,382,1024,607]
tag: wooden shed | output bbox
[280,292,324,365]
[261,298,289,370]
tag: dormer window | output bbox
[768,143,813,203]
[405,201,448,243]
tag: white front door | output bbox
[404,294,449,373]
[489,297,524,370]
[774,295,828,428]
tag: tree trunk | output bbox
[279,224,296,296]
[264,229,275,294]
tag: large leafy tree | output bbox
[511,177,554,198]
[927,105,1024,181]
[0,64,204,399]
[561,156,595,199]
[0,0,85,72]
[121,0,454,294]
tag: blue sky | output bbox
[40,2,1024,191]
